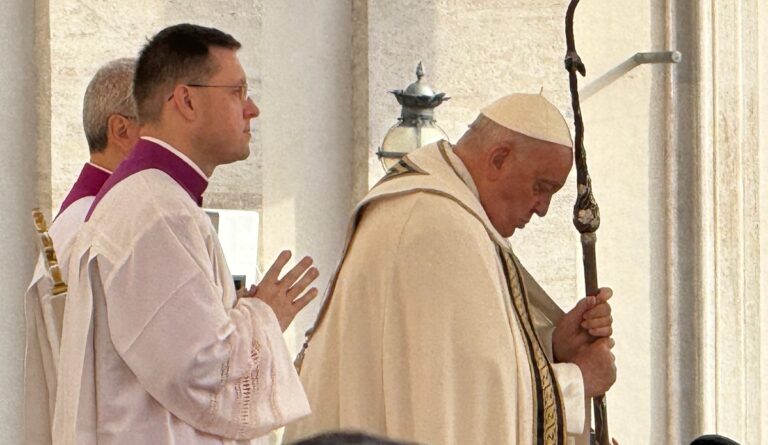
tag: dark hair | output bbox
[133,23,241,123]
[690,435,741,445]
[290,432,419,445]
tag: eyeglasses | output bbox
[167,83,251,102]
[189,83,250,101]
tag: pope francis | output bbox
[284,93,617,445]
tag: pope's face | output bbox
[195,47,259,168]
[480,137,572,237]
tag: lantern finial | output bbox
[377,62,450,171]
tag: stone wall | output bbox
[761,0,768,437]
[46,0,264,213]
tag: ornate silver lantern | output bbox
[377,62,450,171]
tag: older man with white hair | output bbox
[24,57,140,445]
[285,93,617,445]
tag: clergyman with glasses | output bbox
[53,24,319,444]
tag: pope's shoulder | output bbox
[359,190,491,246]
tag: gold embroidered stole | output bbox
[500,249,567,445]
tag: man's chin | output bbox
[218,149,250,166]
[501,227,516,237]
[236,145,251,161]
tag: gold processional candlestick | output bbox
[32,208,68,296]
[564,1,615,444]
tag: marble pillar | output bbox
[260,1,356,355]
[660,1,765,442]
[0,0,39,441]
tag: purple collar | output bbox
[86,139,208,221]
[56,163,111,219]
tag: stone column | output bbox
[0,0,39,441]
[708,3,762,441]
[660,1,765,443]
[760,0,768,438]
[260,1,355,354]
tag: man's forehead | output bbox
[208,47,247,80]
[535,147,573,183]
[515,130,572,151]
[518,136,571,171]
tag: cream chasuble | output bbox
[25,162,111,445]
[53,139,309,445]
[285,142,589,445]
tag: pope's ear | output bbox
[486,144,511,180]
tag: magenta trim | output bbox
[56,163,111,220]
[86,139,208,221]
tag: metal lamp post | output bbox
[377,62,450,171]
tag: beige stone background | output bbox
[1,0,767,444]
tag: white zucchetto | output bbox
[480,93,573,147]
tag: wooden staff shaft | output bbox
[581,233,598,296]
[582,233,609,445]
[565,1,612,444]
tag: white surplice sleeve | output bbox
[24,261,56,445]
[98,211,308,440]
[551,363,587,435]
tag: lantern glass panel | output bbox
[380,124,448,171]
